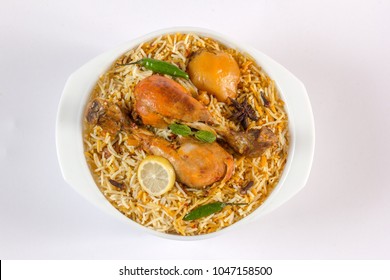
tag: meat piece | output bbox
[136,135,234,188]
[187,50,240,102]
[86,98,134,134]
[133,76,277,157]
[85,99,234,188]
[215,126,278,158]
[134,75,213,128]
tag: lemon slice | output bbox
[137,156,176,196]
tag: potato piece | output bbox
[187,50,240,102]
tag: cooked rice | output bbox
[83,33,289,235]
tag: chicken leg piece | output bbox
[134,75,277,157]
[134,75,213,128]
[135,134,234,188]
[86,98,234,188]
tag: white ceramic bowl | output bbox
[56,27,315,240]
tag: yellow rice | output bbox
[83,33,289,235]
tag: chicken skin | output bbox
[136,135,234,188]
[133,75,277,157]
[134,75,213,128]
[86,98,233,188]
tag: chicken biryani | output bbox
[83,33,289,235]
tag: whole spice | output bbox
[183,202,247,221]
[169,123,216,143]
[109,179,125,190]
[260,91,270,107]
[230,98,259,130]
[240,181,254,195]
[119,58,189,80]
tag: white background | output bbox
[1,0,389,259]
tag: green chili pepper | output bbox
[183,202,247,221]
[120,58,189,80]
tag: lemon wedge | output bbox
[137,156,176,196]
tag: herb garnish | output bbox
[169,123,216,143]
[194,130,216,143]
[168,123,192,136]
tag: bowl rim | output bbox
[56,26,315,240]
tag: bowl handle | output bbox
[254,67,315,217]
